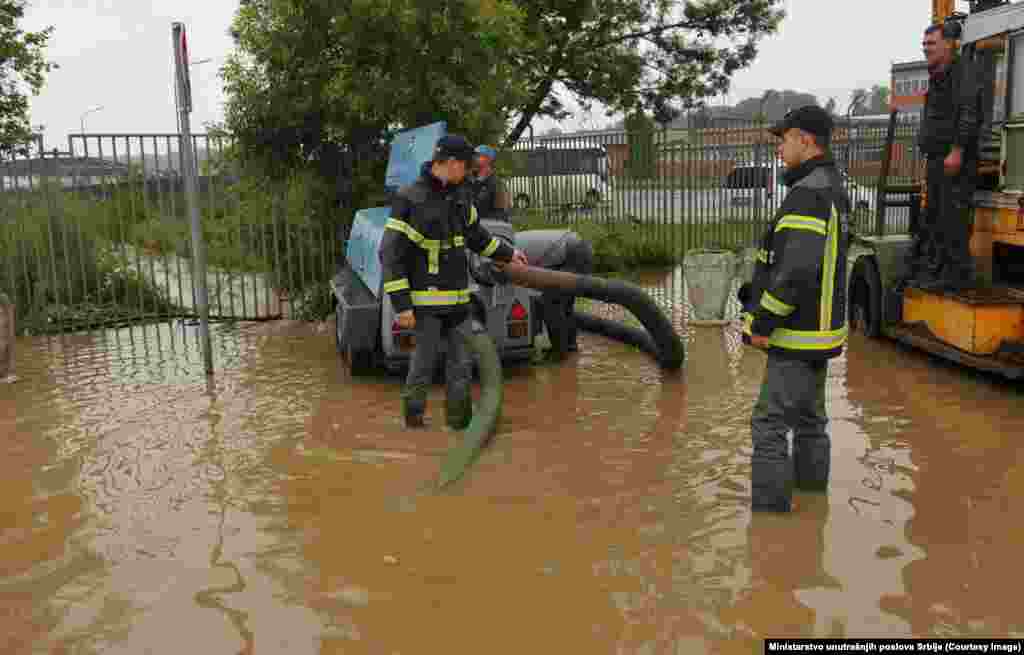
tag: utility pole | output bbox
[172,21,214,376]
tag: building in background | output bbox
[890,60,929,119]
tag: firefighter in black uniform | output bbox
[469,145,512,223]
[739,106,851,513]
[470,144,592,357]
[381,135,528,429]
[906,22,983,290]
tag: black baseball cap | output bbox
[769,105,834,145]
[433,134,475,163]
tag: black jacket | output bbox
[741,156,852,361]
[469,173,511,223]
[381,162,514,315]
[918,55,983,157]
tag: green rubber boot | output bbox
[445,395,473,431]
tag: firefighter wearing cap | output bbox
[381,134,528,428]
[738,105,851,513]
[470,145,512,223]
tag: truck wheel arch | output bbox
[849,255,882,338]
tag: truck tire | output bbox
[849,257,882,338]
[347,347,377,377]
[335,304,346,354]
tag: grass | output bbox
[512,208,757,273]
[0,173,339,334]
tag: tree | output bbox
[867,84,890,114]
[502,0,785,146]
[0,1,56,159]
[223,0,534,221]
[222,0,784,223]
[849,85,888,116]
[730,89,818,121]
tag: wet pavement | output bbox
[2,268,1024,653]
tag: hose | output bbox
[572,310,658,358]
[436,326,504,489]
[501,263,685,371]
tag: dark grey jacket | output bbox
[741,157,852,361]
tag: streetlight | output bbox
[80,105,104,136]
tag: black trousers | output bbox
[751,353,830,512]
[401,310,473,429]
[908,155,975,283]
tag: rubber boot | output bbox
[445,395,473,431]
[793,437,830,492]
[401,387,427,428]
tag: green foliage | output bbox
[220,0,785,242]
[624,111,656,179]
[0,1,57,159]
[0,192,179,335]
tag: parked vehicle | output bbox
[721,160,876,218]
[504,146,611,211]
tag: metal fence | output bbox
[503,114,925,249]
[0,134,337,336]
[0,117,925,337]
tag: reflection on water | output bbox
[1,267,1023,653]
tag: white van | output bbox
[505,146,611,210]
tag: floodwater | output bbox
[2,268,1024,654]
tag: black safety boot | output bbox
[402,395,427,429]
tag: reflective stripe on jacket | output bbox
[380,162,514,314]
[741,157,851,361]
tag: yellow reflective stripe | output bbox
[768,326,848,351]
[820,205,839,330]
[741,312,753,335]
[383,278,409,293]
[757,249,769,264]
[420,239,441,273]
[760,291,795,316]
[469,205,478,225]
[385,218,427,244]
[481,238,499,257]
[776,214,827,236]
[453,236,465,247]
[411,289,471,306]
[386,219,442,272]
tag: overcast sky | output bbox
[22,0,964,147]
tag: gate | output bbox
[0,134,338,335]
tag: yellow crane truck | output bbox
[848,0,1024,379]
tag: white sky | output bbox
[22,0,965,148]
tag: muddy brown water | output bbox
[2,269,1023,653]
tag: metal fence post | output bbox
[173,22,213,375]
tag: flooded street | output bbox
[2,268,1024,653]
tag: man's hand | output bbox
[496,249,528,269]
[944,147,963,177]
[749,334,770,350]
[396,309,415,330]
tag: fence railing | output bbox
[503,115,924,247]
[1,118,924,336]
[1,134,337,336]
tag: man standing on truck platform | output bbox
[906,22,983,291]
[739,105,851,513]
[381,134,528,429]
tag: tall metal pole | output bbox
[172,22,214,375]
